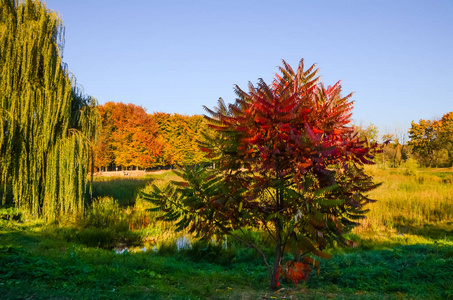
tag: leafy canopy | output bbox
[143,59,381,289]
[408,112,453,168]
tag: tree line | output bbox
[354,112,453,169]
[93,102,213,172]
[95,101,453,172]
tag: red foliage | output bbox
[204,59,377,191]
[283,261,312,284]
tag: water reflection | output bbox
[114,235,192,254]
[176,235,192,250]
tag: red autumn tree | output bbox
[144,59,381,289]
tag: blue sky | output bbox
[44,0,453,135]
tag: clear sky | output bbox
[43,0,453,135]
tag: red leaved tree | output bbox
[144,59,381,289]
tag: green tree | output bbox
[144,59,381,289]
[408,113,453,168]
[353,122,379,143]
[0,0,99,220]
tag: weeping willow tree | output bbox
[0,0,100,221]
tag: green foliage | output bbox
[1,168,452,299]
[309,244,453,297]
[0,206,21,222]
[40,197,143,249]
[353,122,379,143]
[377,134,410,169]
[0,0,100,221]
[403,158,419,175]
[84,197,127,229]
[0,227,270,299]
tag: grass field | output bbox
[1,166,452,299]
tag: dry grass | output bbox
[355,165,453,234]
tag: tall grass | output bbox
[74,171,185,249]
[356,165,453,234]
[88,168,453,248]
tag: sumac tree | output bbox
[144,59,381,289]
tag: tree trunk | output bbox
[270,185,283,290]
[270,220,283,290]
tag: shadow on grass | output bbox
[88,177,153,207]
[392,215,453,241]
[309,243,453,298]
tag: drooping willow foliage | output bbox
[0,0,100,221]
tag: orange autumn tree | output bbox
[93,103,115,171]
[152,112,177,166]
[94,102,162,170]
[144,59,381,289]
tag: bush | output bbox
[0,206,22,222]
[83,197,128,230]
[55,197,144,249]
[403,158,419,176]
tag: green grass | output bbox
[1,167,453,299]
[0,225,269,299]
[1,222,452,299]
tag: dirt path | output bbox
[90,170,169,177]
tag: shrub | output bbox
[84,197,128,230]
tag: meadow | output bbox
[1,166,452,299]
